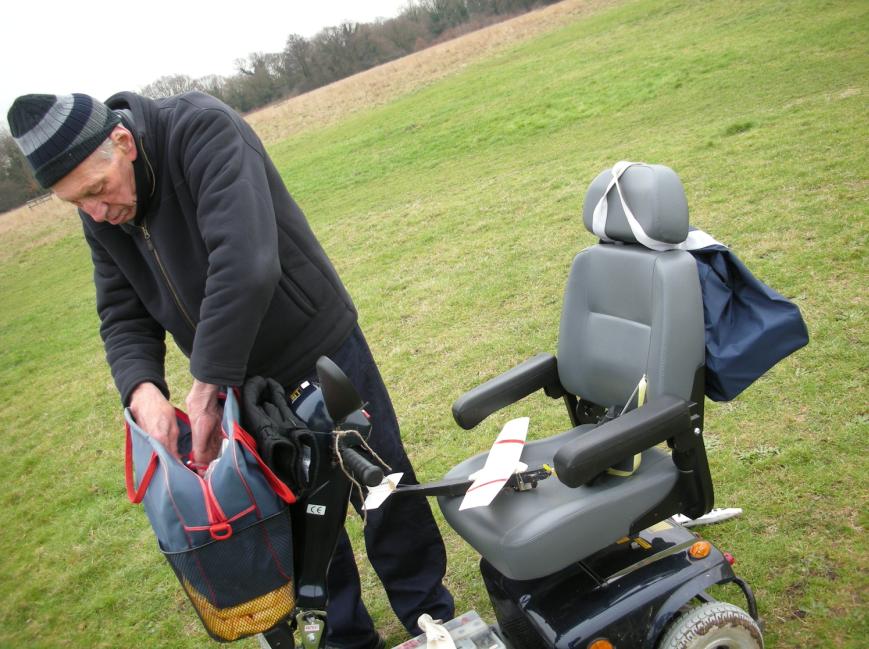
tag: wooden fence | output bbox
[26,194,53,209]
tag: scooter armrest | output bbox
[452,353,561,430]
[553,395,692,487]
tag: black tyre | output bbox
[657,601,763,649]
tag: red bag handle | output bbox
[232,422,297,504]
[125,422,159,504]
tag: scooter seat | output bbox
[438,425,678,581]
[439,163,713,583]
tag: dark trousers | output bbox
[302,326,454,648]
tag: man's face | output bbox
[52,126,138,225]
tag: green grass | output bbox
[1,0,867,647]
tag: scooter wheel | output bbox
[657,601,763,649]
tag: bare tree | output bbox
[227,53,284,112]
[417,0,469,36]
[140,74,204,98]
[313,23,363,80]
[0,129,41,212]
[197,75,228,102]
[281,34,319,92]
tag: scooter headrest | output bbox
[582,162,689,246]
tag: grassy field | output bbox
[1,0,866,647]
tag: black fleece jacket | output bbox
[81,91,357,405]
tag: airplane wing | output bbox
[459,417,529,511]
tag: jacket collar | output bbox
[105,93,158,225]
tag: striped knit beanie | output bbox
[6,94,121,188]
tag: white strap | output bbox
[618,373,647,417]
[592,161,731,253]
[591,162,626,243]
[678,228,726,251]
[592,161,683,251]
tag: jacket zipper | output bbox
[140,219,197,332]
[131,133,194,331]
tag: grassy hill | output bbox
[1,0,866,647]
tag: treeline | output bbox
[140,0,561,112]
[0,132,42,212]
[1,0,558,212]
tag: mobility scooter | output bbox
[259,163,764,649]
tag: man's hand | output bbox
[186,380,225,466]
[130,382,180,458]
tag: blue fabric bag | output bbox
[125,387,297,641]
[684,231,809,401]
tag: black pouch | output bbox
[242,376,318,496]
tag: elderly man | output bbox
[7,91,453,648]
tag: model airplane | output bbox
[363,417,544,511]
[458,416,529,510]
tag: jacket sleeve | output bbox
[175,103,282,386]
[84,222,169,406]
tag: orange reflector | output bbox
[689,540,712,559]
[588,640,614,649]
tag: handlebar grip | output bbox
[340,446,384,487]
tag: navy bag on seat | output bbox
[590,161,809,402]
[685,233,809,401]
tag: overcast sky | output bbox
[2,0,409,125]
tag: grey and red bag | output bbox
[125,387,297,641]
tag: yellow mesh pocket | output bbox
[184,578,295,641]
[163,511,294,642]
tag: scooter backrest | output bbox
[557,163,704,408]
